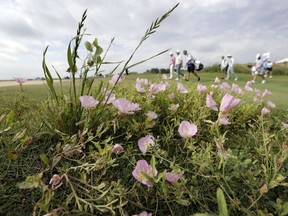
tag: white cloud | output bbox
[0,0,287,80]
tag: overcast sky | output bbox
[0,0,287,80]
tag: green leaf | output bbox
[280,201,288,216]
[17,173,43,189]
[40,153,50,166]
[12,129,27,142]
[141,172,155,184]
[161,178,168,199]
[67,41,75,73]
[217,188,229,216]
[92,38,99,47]
[85,41,93,52]
[95,46,103,56]
[150,155,156,176]
[42,46,58,101]
[176,198,190,206]
[52,155,62,168]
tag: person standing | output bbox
[226,54,238,81]
[183,50,200,82]
[175,50,183,81]
[220,55,228,79]
[266,60,273,78]
[168,52,175,79]
[251,54,266,84]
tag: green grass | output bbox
[1,72,287,110]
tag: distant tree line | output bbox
[145,63,288,75]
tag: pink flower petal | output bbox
[112,98,141,114]
[79,96,99,108]
[206,94,218,111]
[165,171,184,183]
[178,121,198,138]
[138,135,155,153]
[132,160,157,187]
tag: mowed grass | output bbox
[0,72,287,110]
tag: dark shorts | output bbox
[267,67,272,71]
[187,63,195,73]
[222,65,228,73]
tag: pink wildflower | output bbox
[132,211,152,216]
[206,94,218,111]
[211,84,219,89]
[261,107,270,115]
[104,92,116,104]
[149,83,167,94]
[267,101,276,109]
[218,116,231,125]
[132,160,157,187]
[217,94,240,125]
[214,77,220,83]
[219,93,241,114]
[112,144,124,154]
[178,121,198,138]
[219,82,230,91]
[138,135,155,154]
[177,83,188,94]
[49,174,61,186]
[14,77,27,84]
[112,98,141,114]
[146,111,158,120]
[109,74,125,85]
[245,81,253,92]
[136,82,146,93]
[165,171,184,183]
[168,93,175,99]
[197,84,207,93]
[262,89,272,98]
[79,96,99,108]
[162,74,168,80]
[231,83,243,95]
[136,78,149,86]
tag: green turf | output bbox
[0,73,287,110]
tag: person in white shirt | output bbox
[168,52,175,79]
[175,50,183,81]
[183,50,200,82]
[220,56,228,79]
[266,60,273,78]
[251,54,266,84]
[226,54,238,81]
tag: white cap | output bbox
[169,52,173,55]
[176,50,180,53]
[227,54,232,57]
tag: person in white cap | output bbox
[168,52,175,79]
[251,54,266,84]
[225,54,238,81]
[175,50,183,80]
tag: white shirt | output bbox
[186,53,196,65]
[267,62,273,68]
[175,54,182,65]
[220,58,228,70]
[228,57,234,66]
